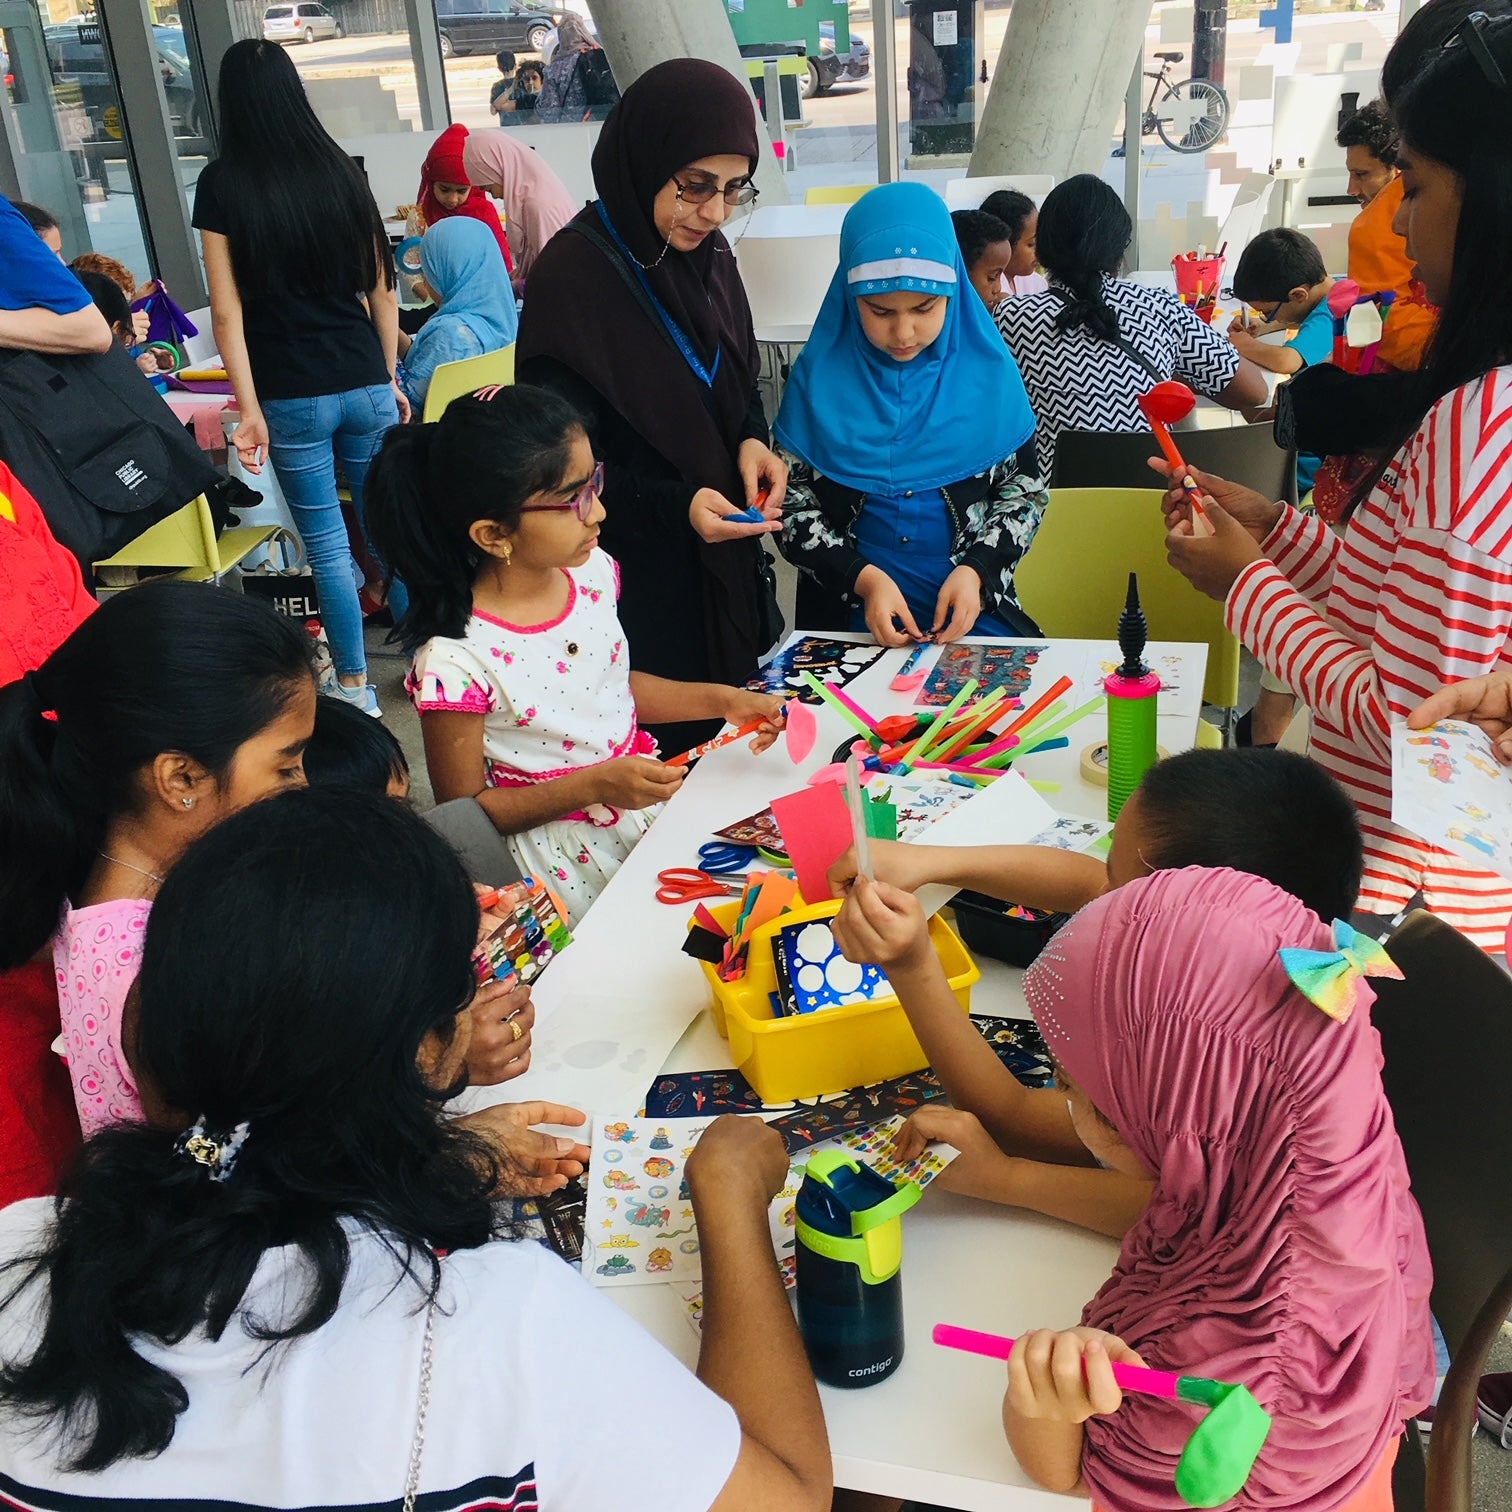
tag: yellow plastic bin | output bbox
[696,897,980,1103]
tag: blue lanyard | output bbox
[596,203,721,390]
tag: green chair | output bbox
[421,344,516,424]
[1014,487,1241,741]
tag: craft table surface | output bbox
[459,635,1203,1510]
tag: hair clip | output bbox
[1277,920,1403,1024]
[174,1116,251,1183]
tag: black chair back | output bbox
[1050,422,1299,506]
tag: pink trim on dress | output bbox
[484,724,656,789]
[473,571,578,635]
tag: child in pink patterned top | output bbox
[0,583,320,1133]
[53,899,152,1134]
[367,385,786,918]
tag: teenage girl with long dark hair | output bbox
[194,40,403,716]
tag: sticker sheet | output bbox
[1025,815,1115,853]
[711,808,786,852]
[917,642,1046,708]
[1391,719,1512,880]
[746,634,886,704]
[583,1116,709,1286]
[866,772,974,841]
[1082,645,1203,719]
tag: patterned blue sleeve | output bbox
[398,318,486,411]
[1288,300,1335,370]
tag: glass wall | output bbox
[1,1,152,274]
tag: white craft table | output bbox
[459,635,1204,1510]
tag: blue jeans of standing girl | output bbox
[262,384,401,680]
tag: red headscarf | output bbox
[418,123,514,274]
[1026,867,1433,1511]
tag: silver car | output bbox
[262,2,342,44]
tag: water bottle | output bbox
[793,1150,920,1388]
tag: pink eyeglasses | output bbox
[517,461,604,524]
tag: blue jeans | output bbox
[262,384,400,679]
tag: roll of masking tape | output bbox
[1080,740,1169,787]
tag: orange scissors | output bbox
[656,868,749,905]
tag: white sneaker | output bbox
[330,680,381,718]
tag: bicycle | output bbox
[1140,50,1229,154]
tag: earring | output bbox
[183,797,196,809]
[501,541,513,566]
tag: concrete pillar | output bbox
[585,0,789,203]
[969,0,1153,182]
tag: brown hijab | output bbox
[517,59,768,681]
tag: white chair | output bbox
[732,203,847,343]
[943,174,1056,211]
[1215,172,1278,263]
[181,307,218,367]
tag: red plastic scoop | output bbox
[1138,382,1212,538]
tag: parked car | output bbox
[262,2,342,45]
[812,21,870,98]
[434,0,564,59]
[43,21,202,137]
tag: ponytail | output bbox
[0,583,315,970]
[1035,174,1131,345]
[365,384,586,647]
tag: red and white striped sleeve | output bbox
[1227,375,1512,765]
[1262,502,1342,606]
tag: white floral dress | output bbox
[407,550,658,919]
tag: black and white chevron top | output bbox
[995,274,1241,479]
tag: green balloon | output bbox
[1173,1384,1273,1508]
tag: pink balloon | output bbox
[785,699,818,763]
[806,763,849,786]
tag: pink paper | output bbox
[771,783,854,903]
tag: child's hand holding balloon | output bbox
[592,756,685,811]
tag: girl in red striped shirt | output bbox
[1164,13,1512,949]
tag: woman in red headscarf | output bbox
[416,122,514,275]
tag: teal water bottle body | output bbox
[1105,670,1161,820]
[794,1239,906,1388]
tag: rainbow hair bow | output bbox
[1278,920,1404,1024]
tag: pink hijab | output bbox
[461,128,578,284]
[1025,867,1433,1512]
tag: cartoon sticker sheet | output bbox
[1391,719,1512,880]
[1026,815,1115,854]
[917,643,1046,708]
[1081,645,1204,719]
[584,1114,961,1293]
[746,634,886,704]
[584,1116,708,1286]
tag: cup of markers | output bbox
[1172,248,1225,323]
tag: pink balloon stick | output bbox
[932,1324,1184,1400]
[823,681,880,732]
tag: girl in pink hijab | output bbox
[1015,866,1433,1511]
[462,127,578,290]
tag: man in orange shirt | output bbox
[1338,101,1436,371]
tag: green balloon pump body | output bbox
[793,1150,921,1388]
[1105,572,1162,821]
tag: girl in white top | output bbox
[0,789,830,1512]
[366,384,785,918]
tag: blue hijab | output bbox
[775,182,1036,495]
[418,217,518,350]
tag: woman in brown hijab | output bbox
[517,59,785,750]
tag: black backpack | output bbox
[0,341,227,584]
[576,48,618,109]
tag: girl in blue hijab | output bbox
[397,218,518,414]
[775,181,1044,642]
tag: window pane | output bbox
[3,15,152,278]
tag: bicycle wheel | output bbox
[1155,79,1229,153]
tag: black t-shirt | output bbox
[192,161,390,402]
